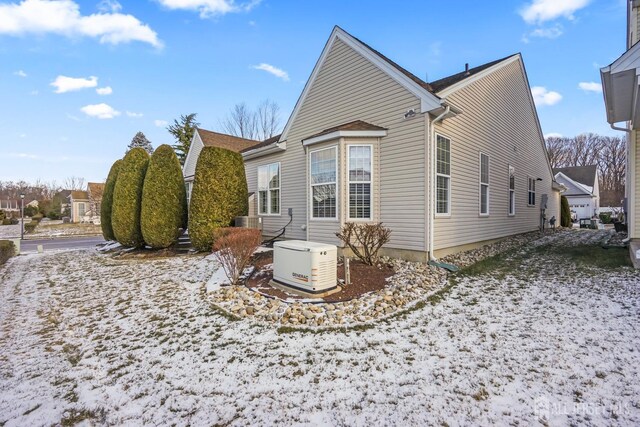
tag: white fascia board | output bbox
[242,141,287,161]
[435,54,521,98]
[182,130,202,176]
[279,27,442,143]
[302,129,387,146]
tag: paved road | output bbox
[18,236,106,253]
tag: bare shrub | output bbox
[335,222,391,265]
[212,228,262,285]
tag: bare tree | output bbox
[64,176,85,191]
[220,100,281,141]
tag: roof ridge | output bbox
[428,53,520,93]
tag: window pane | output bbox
[270,189,280,214]
[312,184,336,218]
[258,166,268,191]
[349,183,371,219]
[480,154,489,184]
[258,190,268,214]
[509,190,515,214]
[437,136,450,176]
[311,148,336,184]
[269,163,279,189]
[480,185,488,214]
[436,175,449,214]
[349,146,371,182]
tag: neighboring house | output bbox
[182,127,263,212]
[26,200,39,209]
[0,200,20,214]
[68,191,89,223]
[600,0,640,267]
[553,166,600,220]
[235,26,560,261]
[86,182,105,224]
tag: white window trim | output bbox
[508,165,515,216]
[479,152,490,217]
[257,162,281,216]
[347,144,374,221]
[527,176,536,207]
[309,146,338,221]
[435,133,451,218]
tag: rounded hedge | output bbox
[141,144,187,248]
[101,159,122,241]
[560,195,572,228]
[112,148,149,247]
[189,147,248,251]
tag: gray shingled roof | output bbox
[553,165,598,188]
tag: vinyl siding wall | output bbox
[433,59,558,250]
[634,130,640,238]
[244,38,427,251]
[183,132,204,181]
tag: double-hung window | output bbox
[348,145,372,220]
[528,177,536,206]
[78,202,85,217]
[480,153,489,215]
[258,163,280,215]
[508,166,515,216]
[310,147,337,219]
[436,135,451,215]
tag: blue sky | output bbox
[0,0,628,184]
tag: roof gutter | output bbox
[242,141,287,160]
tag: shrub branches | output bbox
[212,228,261,285]
[335,222,391,265]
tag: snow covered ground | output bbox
[0,224,21,239]
[0,230,639,425]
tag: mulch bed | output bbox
[245,251,395,302]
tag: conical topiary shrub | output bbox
[141,144,187,249]
[189,147,248,251]
[560,195,572,227]
[112,148,149,247]
[101,159,122,241]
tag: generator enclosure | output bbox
[273,240,337,293]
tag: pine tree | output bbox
[127,131,154,155]
[168,113,200,165]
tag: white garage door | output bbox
[571,203,591,220]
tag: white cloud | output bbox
[158,0,260,18]
[0,0,162,48]
[97,0,122,13]
[519,0,590,24]
[126,111,143,118]
[544,132,563,139]
[51,75,97,93]
[578,81,602,93]
[531,86,562,106]
[251,63,289,81]
[530,25,563,39]
[80,103,120,119]
[14,70,27,77]
[154,119,168,127]
[96,86,112,95]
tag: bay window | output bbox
[310,147,337,219]
[348,145,372,220]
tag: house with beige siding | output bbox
[600,0,640,267]
[232,26,561,261]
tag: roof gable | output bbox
[554,172,592,196]
[553,165,597,188]
[278,26,443,144]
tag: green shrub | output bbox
[0,240,15,265]
[189,147,248,251]
[24,222,37,233]
[112,148,149,247]
[141,145,187,249]
[560,196,572,227]
[1,218,11,226]
[599,212,612,224]
[0,210,5,221]
[101,159,123,241]
[31,213,43,222]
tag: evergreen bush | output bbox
[189,147,248,251]
[141,145,187,248]
[101,159,122,241]
[560,195,572,228]
[112,148,149,247]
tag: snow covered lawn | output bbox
[0,224,21,239]
[0,230,639,425]
[27,221,102,238]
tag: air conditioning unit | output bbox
[235,216,262,230]
[273,240,337,294]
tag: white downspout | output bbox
[429,105,451,261]
[611,123,631,133]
